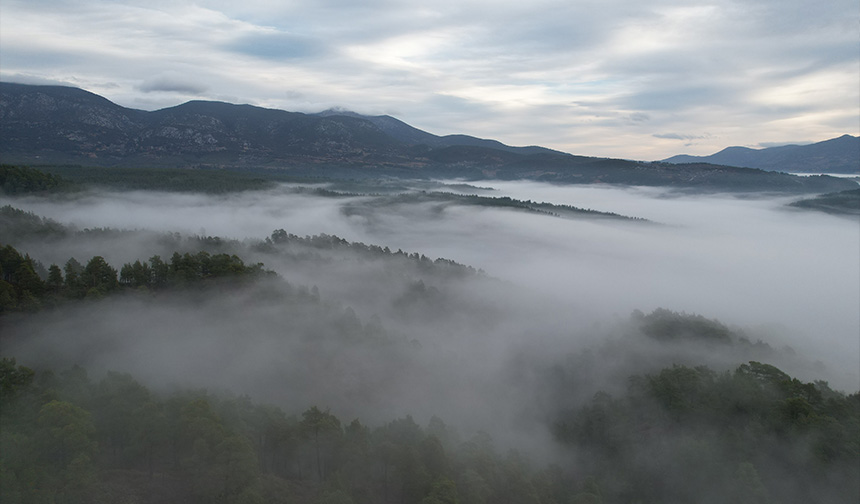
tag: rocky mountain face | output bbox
[1,82,855,193]
[663,135,860,174]
[0,83,409,166]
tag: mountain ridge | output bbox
[663,135,859,174]
[0,82,855,193]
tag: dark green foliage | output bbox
[0,361,579,504]
[0,205,70,243]
[0,384,99,504]
[553,362,860,504]
[300,406,342,482]
[82,256,118,298]
[3,358,856,504]
[46,264,63,293]
[0,244,47,312]
[633,307,734,343]
[0,165,75,194]
[63,257,86,299]
[165,250,264,284]
[421,477,460,504]
[0,213,479,318]
[0,357,35,400]
[262,229,481,278]
[0,243,271,315]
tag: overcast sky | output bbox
[1,0,857,159]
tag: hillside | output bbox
[1,82,855,193]
[663,135,860,174]
[788,188,860,216]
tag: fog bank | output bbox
[3,180,858,432]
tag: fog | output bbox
[2,180,858,457]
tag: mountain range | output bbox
[0,82,854,193]
[663,135,859,174]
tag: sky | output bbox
[1,0,858,160]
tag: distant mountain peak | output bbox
[663,135,859,174]
[314,107,365,118]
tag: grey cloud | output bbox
[0,73,78,87]
[0,46,91,69]
[225,32,327,61]
[407,93,501,135]
[653,133,709,140]
[757,140,810,148]
[139,76,209,94]
[620,83,740,111]
[4,181,857,446]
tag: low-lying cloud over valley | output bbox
[2,181,858,458]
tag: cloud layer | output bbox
[1,0,857,159]
[7,182,859,394]
[3,182,858,465]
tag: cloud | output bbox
[756,140,810,148]
[0,73,77,87]
[3,181,858,455]
[225,31,327,61]
[138,74,209,94]
[653,133,710,141]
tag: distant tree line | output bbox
[0,165,75,195]
[0,243,269,313]
[257,229,482,277]
[333,190,648,222]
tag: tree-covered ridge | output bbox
[632,307,735,344]
[0,243,270,314]
[0,165,76,195]
[2,357,857,504]
[0,203,482,280]
[553,362,860,504]
[0,206,71,242]
[256,229,482,277]
[0,205,171,247]
[311,188,649,222]
[788,187,860,216]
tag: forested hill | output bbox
[1,82,855,193]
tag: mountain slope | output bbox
[663,135,860,174]
[316,109,562,155]
[1,82,855,193]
